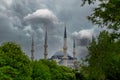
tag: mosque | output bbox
[31,26,79,69]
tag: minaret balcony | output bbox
[44,45,48,48]
[63,47,67,50]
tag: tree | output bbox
[0,42,32,80]
[0,42,76,80]
[82,0,120,31]
[58,66,76,80]
[0,66,18,80]
[80,1,120,79]
[81,31,120,80]
[37,59,76,80]
[31,60,51,80]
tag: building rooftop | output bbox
[50,50,74,60]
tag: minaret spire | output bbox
[73,39,77,69]
[64,26,67,38]
[63,25,68,66]
[73,39,76,59]
[31,35,34,61]
[44,26,48,59]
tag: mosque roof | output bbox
[53,51,64,56]
[50,50,74,60]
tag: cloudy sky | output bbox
[0,0,100,60]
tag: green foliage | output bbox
[58,66,76,80]
[0,42,77,80]
[31,59,76,80]
[0,66,18,80]
[81,31,120,80]
[41,59,76,80]
[81,0,120,79]
[82,0,96,6]
[31,60,51,80]
[0,42,32,80]
[82,0,120,31]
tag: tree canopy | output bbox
[31,59,76,80]
[0,42,32,80]
[80,31,120,80]
[0,42,77,80]
[80,0,120,80]
[82,0,120,31]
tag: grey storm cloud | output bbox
[72,29,94,46]
[76,46,89,60]
[71,29,95,60]
[0,0,99,59]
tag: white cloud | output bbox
[72,29,94,39]
[23,25,33,32]
[72,28,94,46]
[6,0,13,5]
[24,9,58,25]
[25,33,31,37]
[37,27,44,33]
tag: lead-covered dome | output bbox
[50,50,73,60]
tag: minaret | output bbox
[73,39,76,59]
[73,39,77,69]
[31,35,34,61]
[44,27,48,59]
[63,26,68,66]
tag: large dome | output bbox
[53,51,64,56]
[50,51,73,60]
